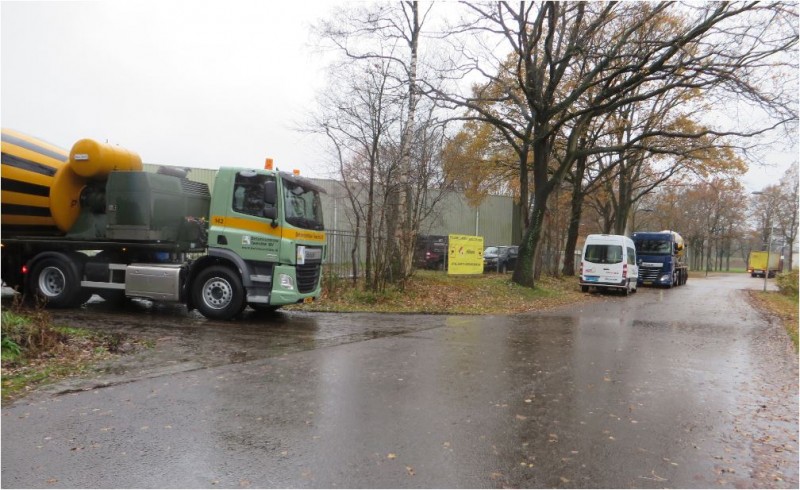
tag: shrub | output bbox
[776,269,799,299]
[1,309,67,366]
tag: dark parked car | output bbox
[414,235,449,270]
[483,245,518,273]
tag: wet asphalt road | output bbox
[2,274,798,488]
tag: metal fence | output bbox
[324,229,364,280]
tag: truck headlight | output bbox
[660,274,671,282]
[280,273,295,290]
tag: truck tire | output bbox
[28,256,82,308]
[192,266,246,320]
[581,285,589,293]
[67,252,93,305]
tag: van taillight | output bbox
[623,263,628,279]
[21,265,28,275]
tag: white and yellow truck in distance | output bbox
[747,251,781,278]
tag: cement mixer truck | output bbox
[631,230,688,288]
[1,128,326,320]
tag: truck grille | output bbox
[639,266,662,281]
[296,263,321,294]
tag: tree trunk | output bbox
[392,1,420,286]
[562,156,586,276]
[365,147,376,288]
[614,158,631,235]
[513,197,548,287]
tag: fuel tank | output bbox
[1,129,142,234]
[69,138,142,178]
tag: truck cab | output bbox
[203,168,326,315]
[632,231,688,288]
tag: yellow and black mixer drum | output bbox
[1,128,68,235]
[1,129,142,235]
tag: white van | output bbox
[580,234,638,295]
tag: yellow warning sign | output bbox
[448,234,484,275]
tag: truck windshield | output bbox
[282,180,324,231]
[584,244,623,264]
[635,239,671,255]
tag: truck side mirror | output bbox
[263,207,277,220]
[264,181,277,206]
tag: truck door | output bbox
[218,171,281,264]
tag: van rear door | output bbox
[582,243,625,284]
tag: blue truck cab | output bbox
[632,231,688,288]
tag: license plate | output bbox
[643,281,652,285]
[586,276,599,282]
[303,297,314,304]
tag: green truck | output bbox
[1,130,326,320]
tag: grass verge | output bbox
[748,292,799,351]
[1,303,145,403]
[292,270,588,315]
[747,270,799,351]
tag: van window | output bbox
[584,244,623,264]
[627,247,636,265]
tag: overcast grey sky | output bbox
[2,0,338,177]
[2,0,797,189]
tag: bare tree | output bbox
[312,58,399,289]
[315,1,444,288]
[311,2,454,290]
[776,164,799,271]
[751,163,799,271]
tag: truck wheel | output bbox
[192,266,245,320]
[28,257,81,308]
[581,285,589,293]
